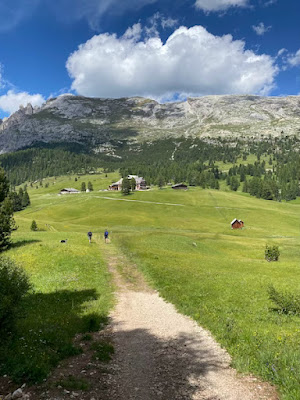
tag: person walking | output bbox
[87,231,92,243]
[104,229,109,243]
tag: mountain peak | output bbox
[0,95,299,154]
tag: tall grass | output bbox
[1,231,113,382]
[7,173,300,398]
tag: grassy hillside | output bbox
[4,173,300,398]
[0,175,117,382]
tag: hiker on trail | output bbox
[104,229,109,243]
[87,231,92,243]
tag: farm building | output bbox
[59,188,80,195]
[172,183,188,190]
[109,178,123,191]
[109,175,147,191]
[231,219,244,229]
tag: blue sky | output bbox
[0,0,299,118]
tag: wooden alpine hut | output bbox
[172,183,188,190]
[231,219,244,229]
[59,188,80,195]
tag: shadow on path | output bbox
[107,327,225,400]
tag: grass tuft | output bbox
[56,375,90,391]
[268,285,300,315]
[91,340,114,362]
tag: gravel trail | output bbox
[10,242,278,400]
[104,244,278,400]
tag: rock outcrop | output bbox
[0,94,299,154]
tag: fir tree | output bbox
[122,177,131,195]
[0,167,14,251]
[22,191,30,208]
[157,176,164,189]
[230,176,240,191]
[130,178,136,191]
[242,179,248,193]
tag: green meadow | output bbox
[3,173,300,399]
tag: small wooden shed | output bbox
[231,218,244,229]
[172,183,188,190]
[59,188,80,195]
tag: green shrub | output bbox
[268,285,300,315]
[265,245,280,261]
[0,257,31,332]
[30,220,38,231]
[56,375,90,391]
[91,340,114,362]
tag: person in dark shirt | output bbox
[104,229,109,243]
[87,231,92,243]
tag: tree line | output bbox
[1,134,300,202]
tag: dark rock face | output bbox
[0,94,299,154]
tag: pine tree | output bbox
[8,191,22,212]
[22,191,30,208]
[122,177,131,195]
[261,181,274,200]
[0,169,10,203]
[88,181,94,191]
[242,179,248,193]
[130,178,136,191]
[199,172,206,189]
[230,176,240,191]
[0,167,14,251]
[157,176,164,189]
[240,168,246,182]
[81,182,86,192]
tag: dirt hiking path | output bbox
[9,240,278,400]
[101,242,278,400]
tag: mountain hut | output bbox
[109,175,146,191]
[172,183,188,190]
[231,219,244,229]
[59,188,80,195]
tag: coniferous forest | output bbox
[1,134,300,202]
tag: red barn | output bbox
[231,218,244,229]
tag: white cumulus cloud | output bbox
[123,23,143,40]
[66,25,278,100]
[0,66,3,89]
[195,0,248,12]
[277,48,287,57]
[144,13,178,38]
[161,16,178,30]
[252,22,272,36]
[0,90,45,115]
[287,49,300,67]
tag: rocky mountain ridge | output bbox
[0,94,300,154]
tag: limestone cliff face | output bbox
[0,94,300,154]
